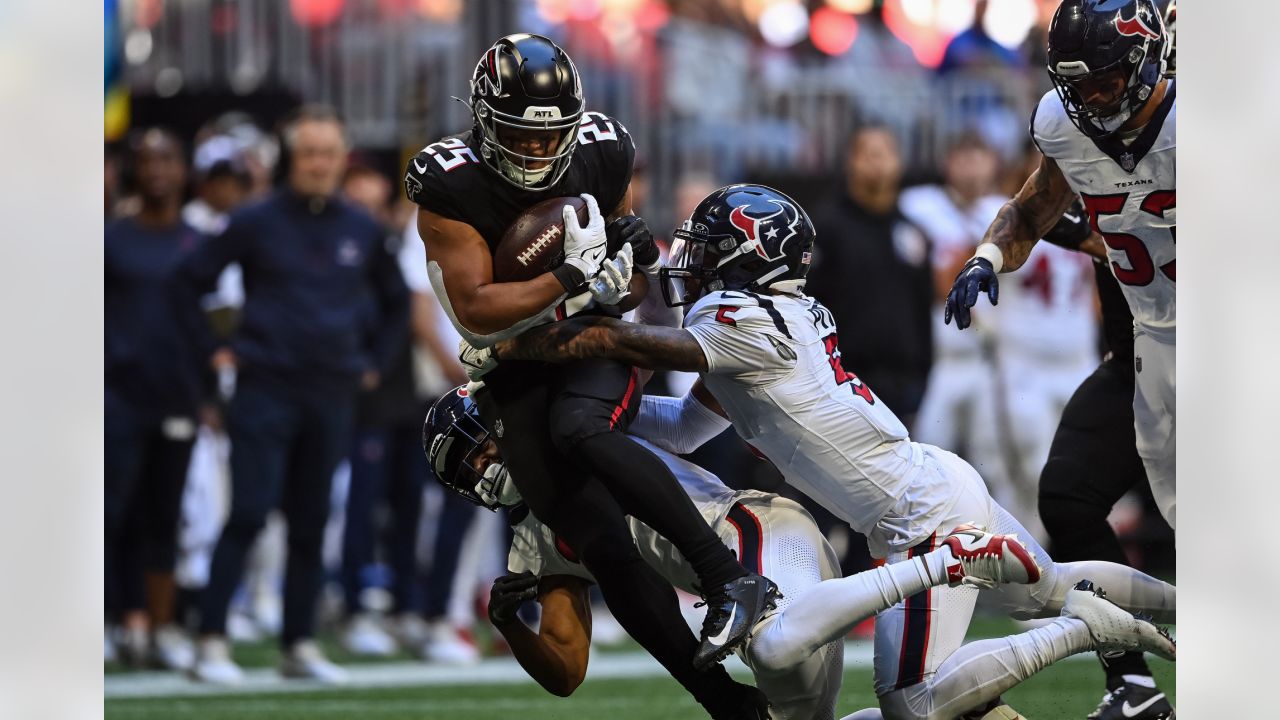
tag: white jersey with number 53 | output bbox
[1031,84,1176,343]
[684,290,954,542]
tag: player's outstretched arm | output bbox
[495,317,710,373]
[491,574,594,697]
[944,154,1076,329]
[985,154,1077,273]
[418,209,571,338]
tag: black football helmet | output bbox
[469,34,585,191]
[660,184,816,307]
[1047,0,1170,138]
[423,385,501,510]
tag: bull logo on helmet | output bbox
[728,199,801,262]
[1115,6,1160,41]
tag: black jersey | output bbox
[1095,258,1136,366]
[404,111,635,253]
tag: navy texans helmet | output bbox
[469,34,585,191]
[422,385,499,510]
[1047,0,1170,138]
[660,184,816,308]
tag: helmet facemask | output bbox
[425,400,505,511]
[472,101,582,191]
[660,224,736,307]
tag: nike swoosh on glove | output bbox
[554,193,607,292]
[590,242,633,305]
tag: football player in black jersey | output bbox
[404,34,775,718]
[1036,203,1174,720]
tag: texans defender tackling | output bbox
[405,34,776,718]
[425,384,1087,720]
[945,0,1177,529]
[467,184,1176,720]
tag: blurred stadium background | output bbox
[104,0,1175,717]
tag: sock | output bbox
[1101,650,1156,690]
[890,618,1094,719]
[576,431,746,588]
[749,554,941,669]
[1122,673,1157,688]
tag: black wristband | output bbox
[551,263,585,293]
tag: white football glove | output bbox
[475,462,522,507]
[458,339,497,381]
[589,242,633,306]
[561,193,607,283]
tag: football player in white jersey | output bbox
[467,184,1175,720]
[902,133,1096,544]
[944,0,1176,529]
[422,384,1175,720]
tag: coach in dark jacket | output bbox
[173,106,408,683]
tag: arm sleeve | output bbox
[628,393,731,455]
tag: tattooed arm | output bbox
[983,154,1078,273]
[493,316,709,373]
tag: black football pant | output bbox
[105,387,195,620]
[1038,358,1155,686]
[474,359,745,705]
[198,373,355,648]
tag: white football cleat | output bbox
[419,620,480,665]
[279,640,349,684]
[189,637,245,685]
[1063,580,1176,661]
[151,624,195,670]
[941,524,1042,589]
[341,613,397,657]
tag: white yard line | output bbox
[106,640,1095,700]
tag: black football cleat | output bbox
[693,573,781,671]
[1086,682,1174,720]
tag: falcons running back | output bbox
[423,384,1062,720]
[477,184,1177,720]
[408,34,781,716]
[945,0,1176,529]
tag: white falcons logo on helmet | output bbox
[728,199,800,262]
[473,46,503,97]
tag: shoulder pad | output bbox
[1029,90,1078,160]
[686,291,793,338]
[403,134,485,220]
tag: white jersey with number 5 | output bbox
[1031,83,1176,343]
[684,290,954,550]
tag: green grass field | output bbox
[104,617,1175,720]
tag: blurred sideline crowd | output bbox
[105,0,1173,685]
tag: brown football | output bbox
[492,196,588,283]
